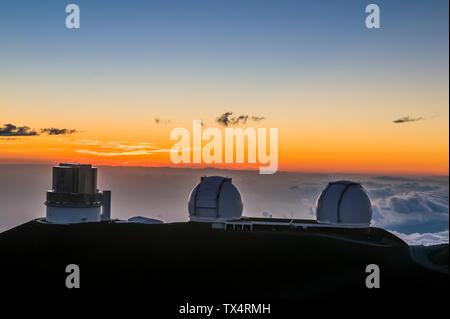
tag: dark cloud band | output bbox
[40,128,78,135]
[0,124,78,136]
[393,116,424,124]
[0,124,38,136]
[216,112,266,126]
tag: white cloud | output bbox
[389,230,449,246]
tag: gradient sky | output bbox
[1,0,448,174]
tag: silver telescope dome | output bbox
[316,181,372,227]
[188,176,243,222]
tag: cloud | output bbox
[389,196,439,214]
[251,116,266,122]
[216,112,233,126]
[154,118,171,124]
[373,176,412,182]
[393,116,424,124]
[396,182,439,192]
[76,149,155,156]
[74,140,100,145]
[216,112,266,126]
[0,124,80,137]
[73,140,193,157]
[367,187,395,199]
[75,146,193,157]
[100,142,159,152]
[389,230,449,246]
[0,124,38,136]
[364,176,449,231]
[40,128,78,135]
[76,141,160,156]
[231,115,249,125]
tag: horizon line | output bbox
[0,162,448,177]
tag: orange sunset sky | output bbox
[1,1,448,175]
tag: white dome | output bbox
[188,176,243,222]
[316,181,372,227]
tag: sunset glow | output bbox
[1,0,448,175]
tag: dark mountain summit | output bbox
[0,219,447,301]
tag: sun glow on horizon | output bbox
[1,0,448,176]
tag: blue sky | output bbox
[1,0,448,79]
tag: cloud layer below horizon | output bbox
[0,166,447,246]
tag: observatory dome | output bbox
[188,176,243,222]
[45,163,111,224]
[316,181,372,227]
